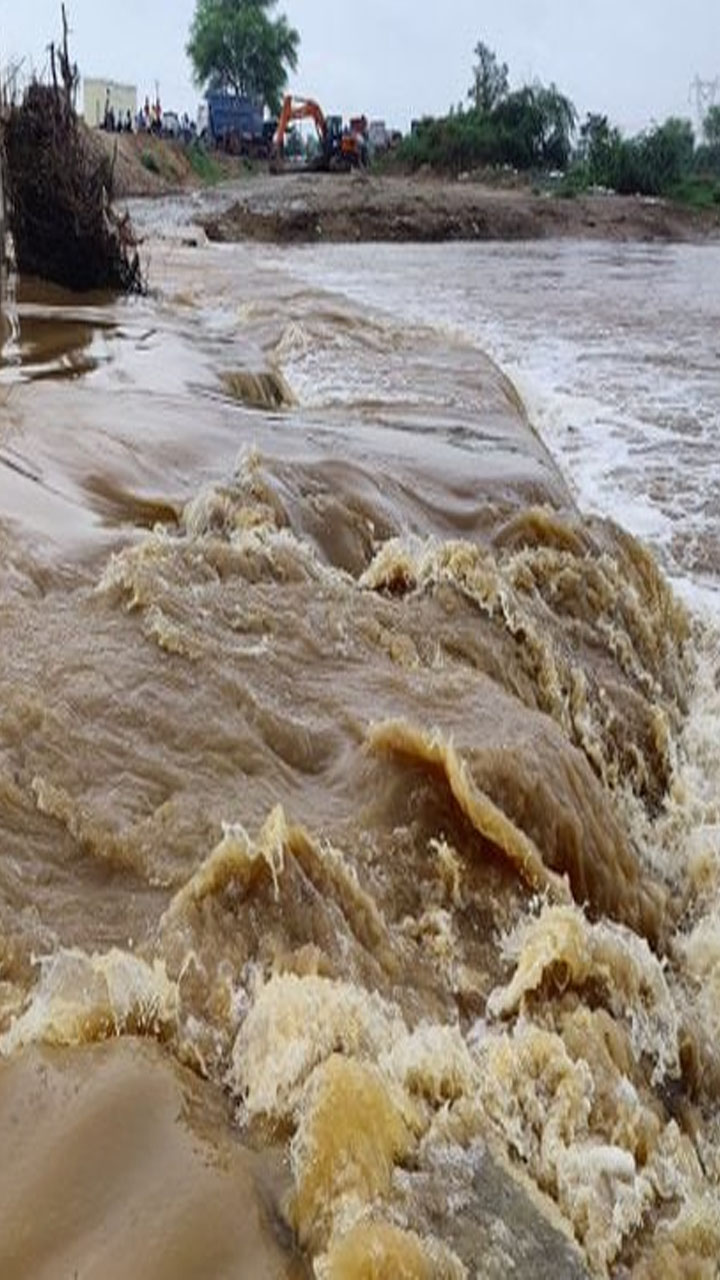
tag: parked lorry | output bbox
[201,91,271,157]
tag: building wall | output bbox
[83,79,137,127]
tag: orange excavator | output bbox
[272,95,367,172]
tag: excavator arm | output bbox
[273,95,327,152]
[271,93,364,173]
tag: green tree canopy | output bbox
[533,84,578,168]
[575,113,696,196]
[644,117,694,184]
[187,0,299,113]
[492,83,576,169]
[704,104,720,146]
[468,41,508,113]
[578,113,622,183]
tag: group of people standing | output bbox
[101,90,162,135]
[137,96,163,133]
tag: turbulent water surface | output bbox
[1,203,720,1279]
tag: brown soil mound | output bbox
[88,130,251,199]
[88,130,200,198]
[86,136,720,247]
[200,171,720,246]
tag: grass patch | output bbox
[140,149,160,175]
[669,176,720,210]
[187,142,222,184]
[553,168,589,198]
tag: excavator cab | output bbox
[322,115,345,168]
[323,115,368,170]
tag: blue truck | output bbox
[201,92,273,157]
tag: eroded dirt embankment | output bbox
[96,131,720,245]
[198,171,720,246]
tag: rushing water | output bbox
[1,208,720,1279]
[276,239,720,616]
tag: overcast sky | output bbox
[1,1,719,134]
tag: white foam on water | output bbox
[270,239,720,620]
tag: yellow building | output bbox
[83,78,137,127]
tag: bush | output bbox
[393,111,499,174]
[392,84,576,177]
[575,114,698,198]
[5,79,143,292]
[669,176,720,209]
[187,141,222,183]
[141,149,160,174]
[694,143,720,177]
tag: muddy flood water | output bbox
[1,200,720,1279]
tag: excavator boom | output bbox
[273,95,327,151]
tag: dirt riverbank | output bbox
[99,131,720,244]
[200,170,720,245]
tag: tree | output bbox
[578,113,622,184]
[704,104,720,146]
[468,41,508,113]
[534,84,577,168]
[491,83,576,170]
[637,117,694,191]
[187,0,299,113]
[696,105,720,175]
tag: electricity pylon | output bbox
[689,74,720,134]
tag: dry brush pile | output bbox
[1,19,143,294]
